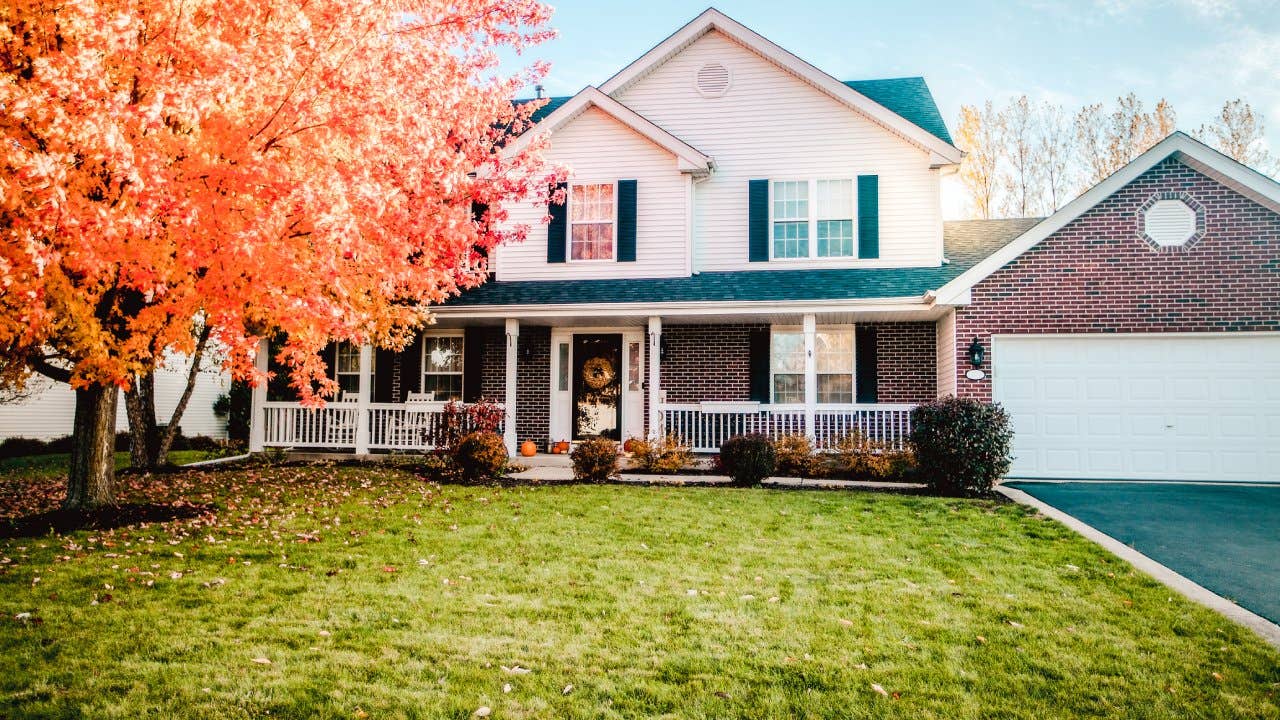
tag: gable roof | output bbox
[843,78,952,145]
[439,219,1035,312]
[504,87,714,174]
[596,8,962,166]
[931,132,1280,305]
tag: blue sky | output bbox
[504,0,1280,151]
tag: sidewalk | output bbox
[507,461,924,491]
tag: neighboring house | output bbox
[249,8,1280,483]
[0,356,230,441]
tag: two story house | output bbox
[250,9,1280,484]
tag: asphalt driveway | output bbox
[1007,482,1280,624]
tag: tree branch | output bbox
[158,324,213,459]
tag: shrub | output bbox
[773,434,823,478]
[187,435,223,452]
[432,400,505,452]
[0,436,48,460]
[453,431,508,481]
[910,397,1013,496]
[718,434,776,487]
[629,434,693,474]
[570,437,619,483]
[826,433,917,482]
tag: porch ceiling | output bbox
[429,304,946,327]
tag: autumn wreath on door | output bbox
[582,356,615,389]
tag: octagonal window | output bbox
[1143,199,1198,247]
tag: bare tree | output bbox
[1076,93,1177,185]
[1037,102,1078,212]
[1195,99,1279,176]
[1000,96,1048,217]
[956,102,1006,219]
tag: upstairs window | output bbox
[570,183,615,260]
[772,181,809,258]
[771,179,856,259]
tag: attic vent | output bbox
[695,62,731,98]
[1138,192,1205,251]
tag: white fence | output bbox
[659,403,916,453]
[262,401,497,452]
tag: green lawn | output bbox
[0,450,225,479]
[1,462,1277,719]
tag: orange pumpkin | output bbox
[553,441,570,454]
[519,440,537,457]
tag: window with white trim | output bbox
[770,331,805,403]
[772,179,856,259]
[335,343,362,398]
[569,183,615,260]
[422,335,464,401]
[815,328,854,403]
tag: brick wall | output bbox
[659,324,764,402]
[515,326,550,445]
[870,322,936,403]
[954,157,1280,401]
[476,327,506,401]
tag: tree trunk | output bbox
[123,375,156,469]
[65,384,118,510]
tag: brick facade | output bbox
[954,158,1280,401]
[514,326,551,446]
[870,322,936,403]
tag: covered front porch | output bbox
[248,306,950,456]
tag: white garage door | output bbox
[993,334,1280,482]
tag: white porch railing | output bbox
[660,402,916,453]
[262,401,498,452]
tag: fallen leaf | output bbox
[1212,672,1224,682]
[976,635,987,645]
[871,683,888,697]
[837,618,854,627]
[382,566,397,573]
[563,684,573,695]
[251,657,272,665]
[502,665,531,675]
[502,683,511,693]
[473,707,491,717]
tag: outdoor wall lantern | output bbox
[967,337,985,369]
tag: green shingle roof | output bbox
[843,77,953,145]
[442,219,1039,308]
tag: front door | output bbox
[572,334,623,440]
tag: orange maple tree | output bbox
[0,0,560,507]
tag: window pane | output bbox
[336,344,361,373]
[815,330,853,373]
[773,374,805,404]
[628,342,641,391]
[424,336,463,373]
[423,374,462,401]
[571,183,614,222]
[817,220,854,257]
[772,221,808,259]
[557,343,570,391]
[817,374,853,404]
[338,374,360,395]
[816,179,853,219]
[571,223,614,260]
[772,181,808,221]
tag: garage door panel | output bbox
[994,334,1280,482]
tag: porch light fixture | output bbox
[967,337,985,369]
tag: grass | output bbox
[1,461,1277,719]
[0,450,225,479]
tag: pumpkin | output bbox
[553,441,570,454]
[519,440,538,457]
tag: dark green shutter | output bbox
[857,175,879,259]
[617,179,637,262]
[748,179,769,262]
[399,336,423,399]
[547,182,567,263]
[748,327,771,402]
[855,325,878,403]
[463,328,485,402]
[373,348,395,403]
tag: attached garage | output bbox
[993,334,1280,482]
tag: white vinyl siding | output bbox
[0,355,230,441]
[935,309,957,398]
[613,30,943,271]
[494,107,689,280]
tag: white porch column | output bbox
[803,314,817,441]
[503,318,519,455]
[248,338,269,452]
[647,316,662,439]
[354,344,373,454]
